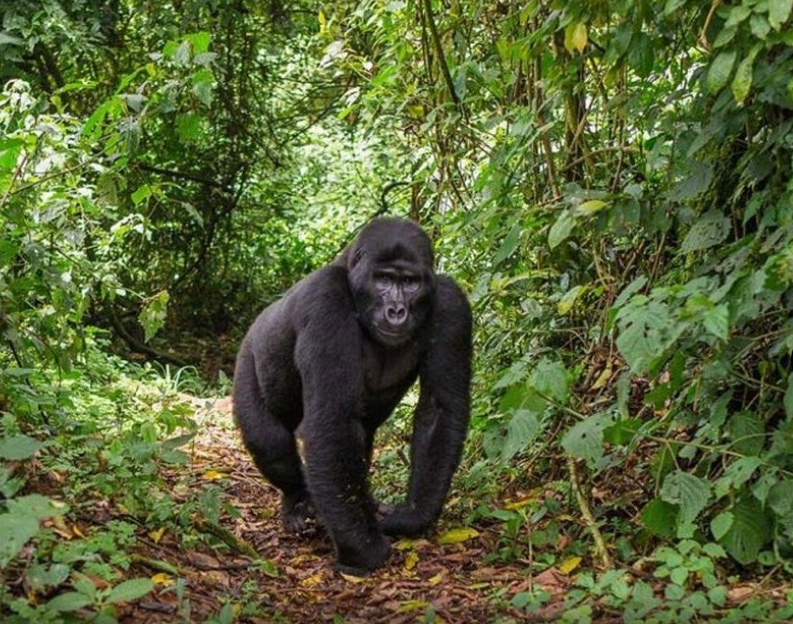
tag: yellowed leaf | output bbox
[148,527,166,543]
[72,524,86,538]
[398,600,429,613]
[203,469,224,480]
[429,570,447,586]
[591,362,613,390]
[559,556,582,575]
[151,573,172,586]
[403,551,419,572]
[340,572,367,583]
[504,495,539,510]
[564,22,588,53]
[300,572,324,587]
[437,527,480,545]
[394,538,418,551]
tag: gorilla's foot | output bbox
[281,492,317,534]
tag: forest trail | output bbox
[122,397,541,624]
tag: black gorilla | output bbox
[233,217,472,574]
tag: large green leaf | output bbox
[719,497,771,564]
[680,210,730,253]
[769,0,793,30]
[0,435,44,460]
[106,578,154,604]
[661,470,712,526]
[562,416,606,465]
[641,499,678,537]
[548,211,575,249]
[501,409,540,461]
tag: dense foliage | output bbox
[3,0,793,621]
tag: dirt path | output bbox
[123,397,534,624]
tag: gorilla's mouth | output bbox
[374,324,410,343]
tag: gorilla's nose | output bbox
[385,303,408,326]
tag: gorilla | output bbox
[233,217,472,575]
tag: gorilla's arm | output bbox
[294,268,389,573]
[381,277,472,536]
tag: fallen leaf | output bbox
[151,573,172,586]
[340,572,367,583]
[403,551,419,572]
[728,585,755,603]
[534,568,569,597]
[301,572,324,587]
[504,495,538,510]
[148,527,166,543]
[428,570,447,586]
[202,469,225,480]
[437,527,480,545]
[398,600,429,613]
[558,556,582,575]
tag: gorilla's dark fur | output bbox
[233,218,472,574]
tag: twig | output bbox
[566,456,613,570]
[422,0,460,106]
[699,0,722,49]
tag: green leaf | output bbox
[138,290,170,343]
[728,411,764,455]
[530,358,568,402]
[706,50,736,94]
[603,417,642,446]
[106,578,154,604]
[493,224,520,265]
[703,304,729,341]
[769,0,793,30]
[47,592,93,612]
[131,184,152,205]
[710,511,733,540]
[557,285,586,315]
[562,416,605,465]
[437,527,479,545]
[715,457,761,498]
[719,497,770,564]
[548,211,576,249]
[680,210,730,253]
[577,199,608,214]
[501,409,540,461]
[641,499,678,537]
[0,512,39,568]
[784,374,793,419]
[731,52,756,105]
[564,22,588,54]
[628,33,654,78]
[0,434,44,460]
[661,470,712,526]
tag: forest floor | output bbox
[119,396,552,624]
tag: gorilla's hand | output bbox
[379,503,430,537]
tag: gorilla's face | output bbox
[348,220,435,348]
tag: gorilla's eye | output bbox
[374,274,394,290]
[403,277,421,293]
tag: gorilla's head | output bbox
[345,218,436,347]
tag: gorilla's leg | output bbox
[233,349,315,533]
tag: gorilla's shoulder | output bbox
[290,266,356,320]
[435,275,471,313]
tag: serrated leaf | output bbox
[437,527,479,545]
[0,435,44,460]
[106,578,154,603]
[548,211,576,249]
[719,497,770,564]
[706,50,736,94]
[530,358,568,402]
[641,499,678,537]
[501,409,540,462]
[728,411,764,455]
[661,470,712,526]
[561,417,604,465]
[681,210,730,253]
